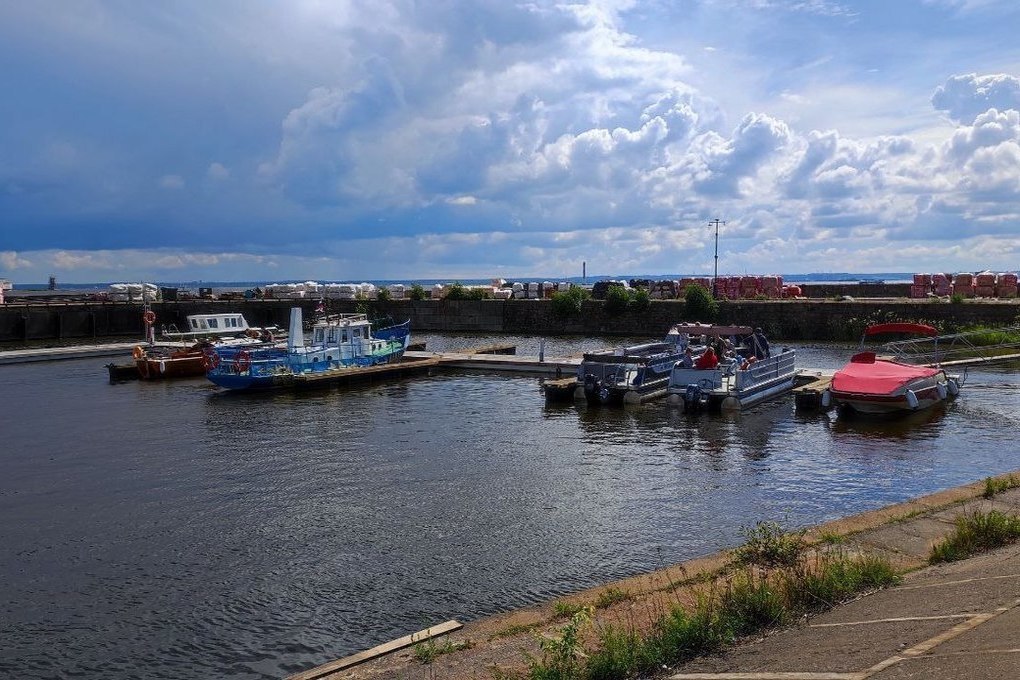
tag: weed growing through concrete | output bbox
[593,587,631,610]
[982,475,1020,499]
[929,510,1020,563]
[553,601,586,619]
[527,607,593,679]
[731,520,806,568]
[412,637,473,664]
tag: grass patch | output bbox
[593,587,631,610]
[412,637,473,664]
[983,475,1020,499]
[553,601,587,619]
[816,530,847,545]
[929,510,1020,564]
[731,521,806,568]
[518,522,899,680]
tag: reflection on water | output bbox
[1,338,1020,679]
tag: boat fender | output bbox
[936,382,948,400]
[143,310,156,325]
[159,360,166,374]
[906,389,919,410]
[132,345,145,360]
[947,378,960,396]
[820,390,831,408]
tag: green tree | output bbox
[632,287,650,312]
[604,285,632,316]
[444,282,468,300]
[409,284,428,301]
[684,284,718,321]
[551,286,590,317]
[376,287,391,302]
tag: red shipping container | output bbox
[913,273,932,285]
[975,285,995,298]
[999,272,1018,286]
[975,271,996,286]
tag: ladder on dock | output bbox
[882,325,1020,368]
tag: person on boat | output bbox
[751,327,770,360]
[679,346,694,368]
[695,346,718,370]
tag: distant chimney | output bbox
[48,275,56,290]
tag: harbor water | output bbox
[2,334,1020,679]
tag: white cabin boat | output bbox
[162,312,280,341]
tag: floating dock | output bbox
[792,372,835,412]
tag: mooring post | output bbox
[539,338,545,363]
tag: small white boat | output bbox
[161,312,282,342]
[823,323,961,416]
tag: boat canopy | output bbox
[864,323,937,337]
[668,323,753,337]
[831,353,940,395]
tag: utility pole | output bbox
[708,218,725,297]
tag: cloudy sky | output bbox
[2,0,1020,284]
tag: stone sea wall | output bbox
[2,295,1018,343]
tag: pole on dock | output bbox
[539,338,546,363]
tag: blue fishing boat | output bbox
[205,308,410,390]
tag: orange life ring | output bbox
[143,310,156,325]
[233,349,251,373]
[132,345,145,360]
[203,348,221,371]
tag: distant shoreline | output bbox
[10,273,911,292]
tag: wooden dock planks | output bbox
[285,620,462,680]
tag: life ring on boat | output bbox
[202,348,221,371]
[740,356,757,370]
[132,345,145,360]
[143,310,156,325]
[233,349,251,373]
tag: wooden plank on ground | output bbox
[285,620,462,680]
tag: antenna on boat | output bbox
[708,218,726,298]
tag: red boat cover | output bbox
[831,353,940,396]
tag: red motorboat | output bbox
[824,323,961,415]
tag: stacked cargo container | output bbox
[953,272,975,298]
[998,272,1018,298]
[761,275,783,298]
[932,273,953,296]
[910,273,932,298]
[975,271,997,298]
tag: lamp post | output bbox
[708,218,725,297]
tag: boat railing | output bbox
[883,325,1020,367]
[734,349,796,390]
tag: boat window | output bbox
[314,329,324,343]
[208,319,218,328]
[328,328,337,343]
[341,331,347,343]
[199,319,207,329]
[191,319,199,329]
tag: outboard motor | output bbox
[683,383,704,413]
